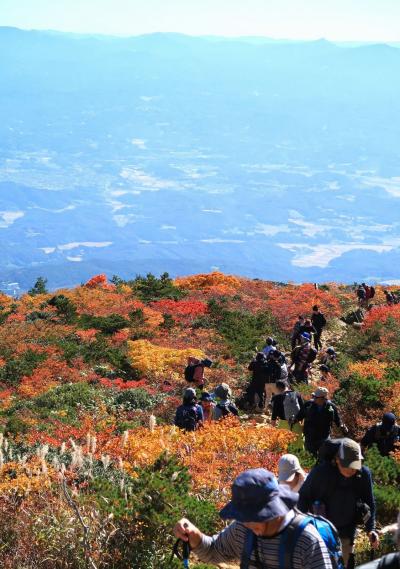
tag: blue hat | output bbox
[219,468,298,522]
[300,332,311,341]
[200,391,213,402]
[382,412,396,427]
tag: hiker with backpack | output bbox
[247,352,270,410]
[295,387,347,456]
[290,332,318,383]
[271,380,304,451]
[357,285,367,307]
[384,290,396,306]
[291,315,305,349]
[361,412,400,457]
[298,438,379,569]
[174,387,204,432]
[320,347,337,369]
[173,468,335,569]
[278,454,307,492]
[184,356,213,390]
[213,383,239,420]
[311,305,327,351]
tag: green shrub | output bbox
[78,313,130,334]
[113,388,159,411]
[113,272,184,302]
[0,349,47,387]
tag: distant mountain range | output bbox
[1,27,400,292]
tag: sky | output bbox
[1,0,400,42]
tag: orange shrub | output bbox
[127,339,205,376]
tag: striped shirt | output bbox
[193,512,333,569]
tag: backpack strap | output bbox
[279,514,311,569]
[240,529,254,569]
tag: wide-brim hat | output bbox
[278,454,306,483]
[219,468,298,522]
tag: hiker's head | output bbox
[200,391,213,407]
[326,346,336,356]
[300,332,311,344]
[256,351,266,362]
[270,350,281,360]
[214,383,231,400]
[312,387,329,406]
[305,318,312,326]
[335,438,363,477]
[382,412,396,431]
[275,380,288,393]
[219,468,298,536]
[312,305,319,312]
[183,387,197,405]
[278,454,306,490]
[298,315,305,321]
[265,337,274,346]
[319,364,329,375]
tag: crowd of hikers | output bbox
[172,296,400,569]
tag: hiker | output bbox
[290,332,318,383]
[357,285,367,307]
[174,387,204,431]
[295,387,346,456]
[299,318,317,339]
[384,290,395,306]
[271,380,304,450]
[271,349,289,381]
[319,364,331,382]
[247,352,270,410]
[311,305,327,351]
[320,347,337,369]
[278,454,307,492]
[173,468,333,569]
[361,412,400,457]
[291,315,305,349]
[264,350,285,407]
[200,391,216,423]
[298,438,379,568]
[184,356,213,389]
[262,336,277,358]
[213,383,239,420]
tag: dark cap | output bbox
[219,468,298,522]
[382,412,396,428]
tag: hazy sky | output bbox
[1,0,400,41]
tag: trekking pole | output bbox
[171,522,191,568]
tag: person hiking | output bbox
[200,391,216,423]
[278,454,307,492]
[271,380,304,450]
[311,305,327,351]
[357,285,367,307]
[298,438,379,569]
[290,332,318,383]
[247,352,270,410]
[264,350,285,408]
[299,319,317,339]
[291,315,305,350]
[319,364,332,382]
[173,468,333,569]
[320,347,337,369]
[262,336,277,358]
[213,383,239,420]
[295,387,346,456]
[384,290,395,306]
[361,412,400,457]
[174,387,204,431]
[185,356,212,389]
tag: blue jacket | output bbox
[298,462,376,538]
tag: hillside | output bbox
[0,272,399,567]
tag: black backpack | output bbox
[369,286,376,299]
[184,365,196,382]
[217,402,239,418]
[306,347,318,364]
[175,405,198,431]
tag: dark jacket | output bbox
[361,423,400,456]
[296,400,342,442]
[271,390,304,421]
[248,358,269,387]
[298,462,376,538]
[311,312,327,331]
[357,553,400,569]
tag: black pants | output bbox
[314,328,323,350]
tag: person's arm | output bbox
[332,403,343,429]
[248,360,255,371]
[297,468,317,513]
[173,518,242,564]
[361,468,379,547]
[296,400,307,423]
[271,394,280,422]
[360,427,374,450]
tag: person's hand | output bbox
[173,518,203,549]
[341,424,349,435]
[368,531,380,549]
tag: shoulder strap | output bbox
[279,514,311,569]
[240,529,254,569]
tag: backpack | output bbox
[175,405,198,431]
[306,347,318,364]
[241,513,345,569]
[283,391,301,423]
[216,402,239,418]
[369,286,376,299]
[184,365,196,382]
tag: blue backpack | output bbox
[240,513,345,569]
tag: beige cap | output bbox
[312,387,329,399]
[278,454,306,483]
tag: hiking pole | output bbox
[171,539,191,568]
